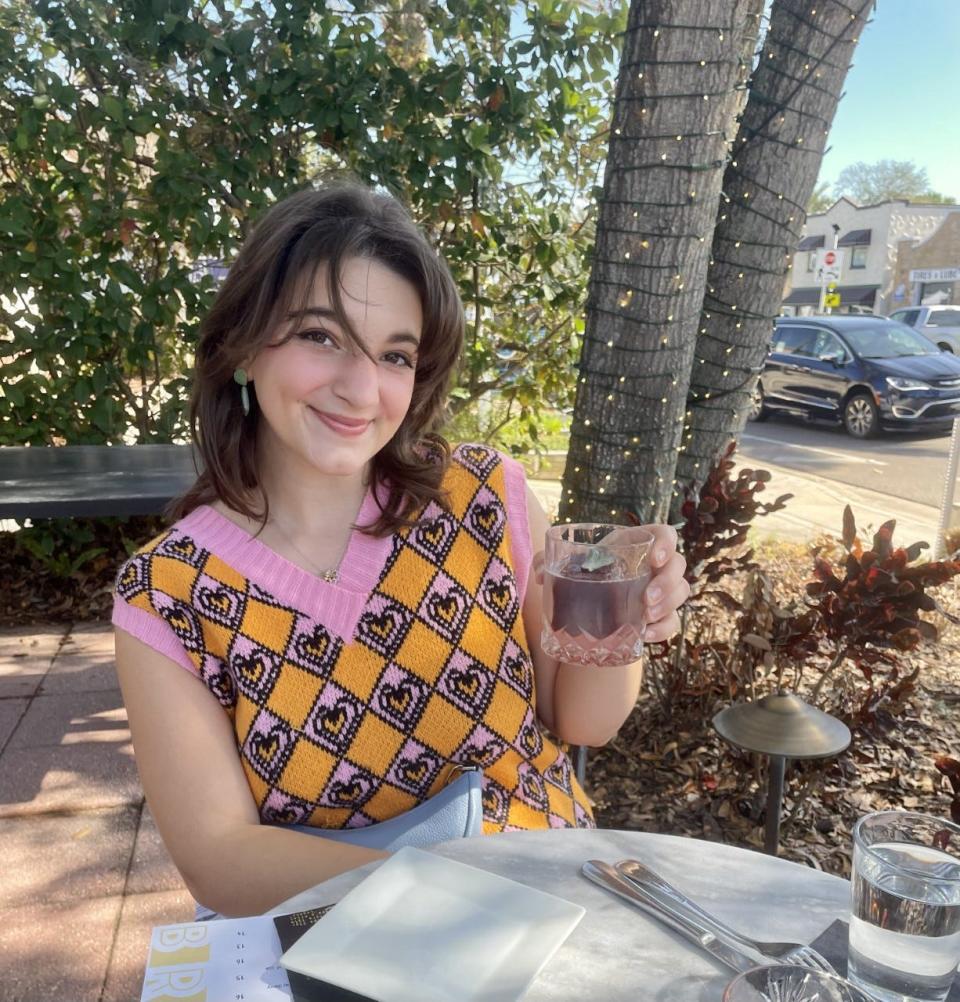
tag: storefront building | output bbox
[890,212,960,308]
[782,198,959,316]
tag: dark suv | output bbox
[751,316,960,437]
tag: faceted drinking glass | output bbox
[849,810,960,1002]
[723,964,878,1002]
[541,523,653,667]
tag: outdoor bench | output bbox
[0,444,196,519]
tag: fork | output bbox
[616,858,838,975]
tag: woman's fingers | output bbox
[645,523,680,570]
[645,550,687,603]
[644,575,690,623]
[644,608,682,643]
[643,543,689,640]
[532,551,545,587]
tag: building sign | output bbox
[909,268,960,283]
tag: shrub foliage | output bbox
[1,0,625,447]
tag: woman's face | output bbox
[247,256,422,483]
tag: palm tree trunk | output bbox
[560,0,763,526]
[672,0,875,516]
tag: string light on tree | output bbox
[565,15,850,523]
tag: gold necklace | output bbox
[267,518,340,583]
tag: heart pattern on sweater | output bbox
[117,441,595,837]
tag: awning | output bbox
[782,287,820,305]
[782,285,880,306]
[837,284,879,304]
[797,235,825,251]
[838,229,872,247]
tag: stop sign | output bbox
[824,250,836,266]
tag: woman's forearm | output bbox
[186,824,387,917]
[550,659,644,748]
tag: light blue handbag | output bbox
[194,767,483,920]
[285,766,484,850]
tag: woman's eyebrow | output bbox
[286,305,338,321]
[385,332,421,349]
[287,306,420,347]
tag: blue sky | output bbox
[817,0,960,199]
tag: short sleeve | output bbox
[498,452,534,602]
[112,550,200,676]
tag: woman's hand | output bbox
[637,523,689,642]
[531,522,689,644]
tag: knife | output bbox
[615,858,769,962]
[581,860,762,973]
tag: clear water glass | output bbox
[724,964,879,1002]
[541,523,653,667]
[849,810,960,1002]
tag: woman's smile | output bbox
[309,406,372,437]
[248,257,421,481]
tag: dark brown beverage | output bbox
[541,548,651,666]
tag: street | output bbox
[738,415,957,510]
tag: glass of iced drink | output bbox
[541,523,653,667]
[849,811,960,1002]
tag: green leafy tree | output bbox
[834,159,955,205]
[807,181,834,214]
[0,0,625,448]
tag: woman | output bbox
[113,179,689,918]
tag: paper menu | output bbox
[140,915,290,1002]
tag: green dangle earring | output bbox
[233,368,250,416]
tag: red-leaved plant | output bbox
[935,756,960,825]
[628,441,792,720]
[803,507,960,730]
[632,445,960,734]
[609,445,960,844]
[675,440,793,588]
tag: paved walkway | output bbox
[0,623,193,1002]
[0,459,946,1001]
[530,456,942,548]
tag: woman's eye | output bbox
[383,351,415,369]
[299,328,335,346]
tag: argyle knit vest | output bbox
[112,444,594,833]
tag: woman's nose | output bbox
[332,350,379,407]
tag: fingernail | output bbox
[656,548,668,564]
[647,585,662,603]
[647,605,662,620]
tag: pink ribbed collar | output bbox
[175,488,393,641]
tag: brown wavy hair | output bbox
[169,178,465,536]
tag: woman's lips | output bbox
[310,408,371,437]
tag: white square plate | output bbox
[279,845,585,1002]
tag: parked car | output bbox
[888,305,960,353]
[749,315,960,438]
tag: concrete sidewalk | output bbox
[530,458,942,549]
[0,623,193,1002]
[0,462,945,1001]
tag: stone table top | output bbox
[269,829,851,1001]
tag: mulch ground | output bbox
[3,519,958,877]
[588,537,960,877]
[0,516,166,625]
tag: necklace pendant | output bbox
[322,568,339,583]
